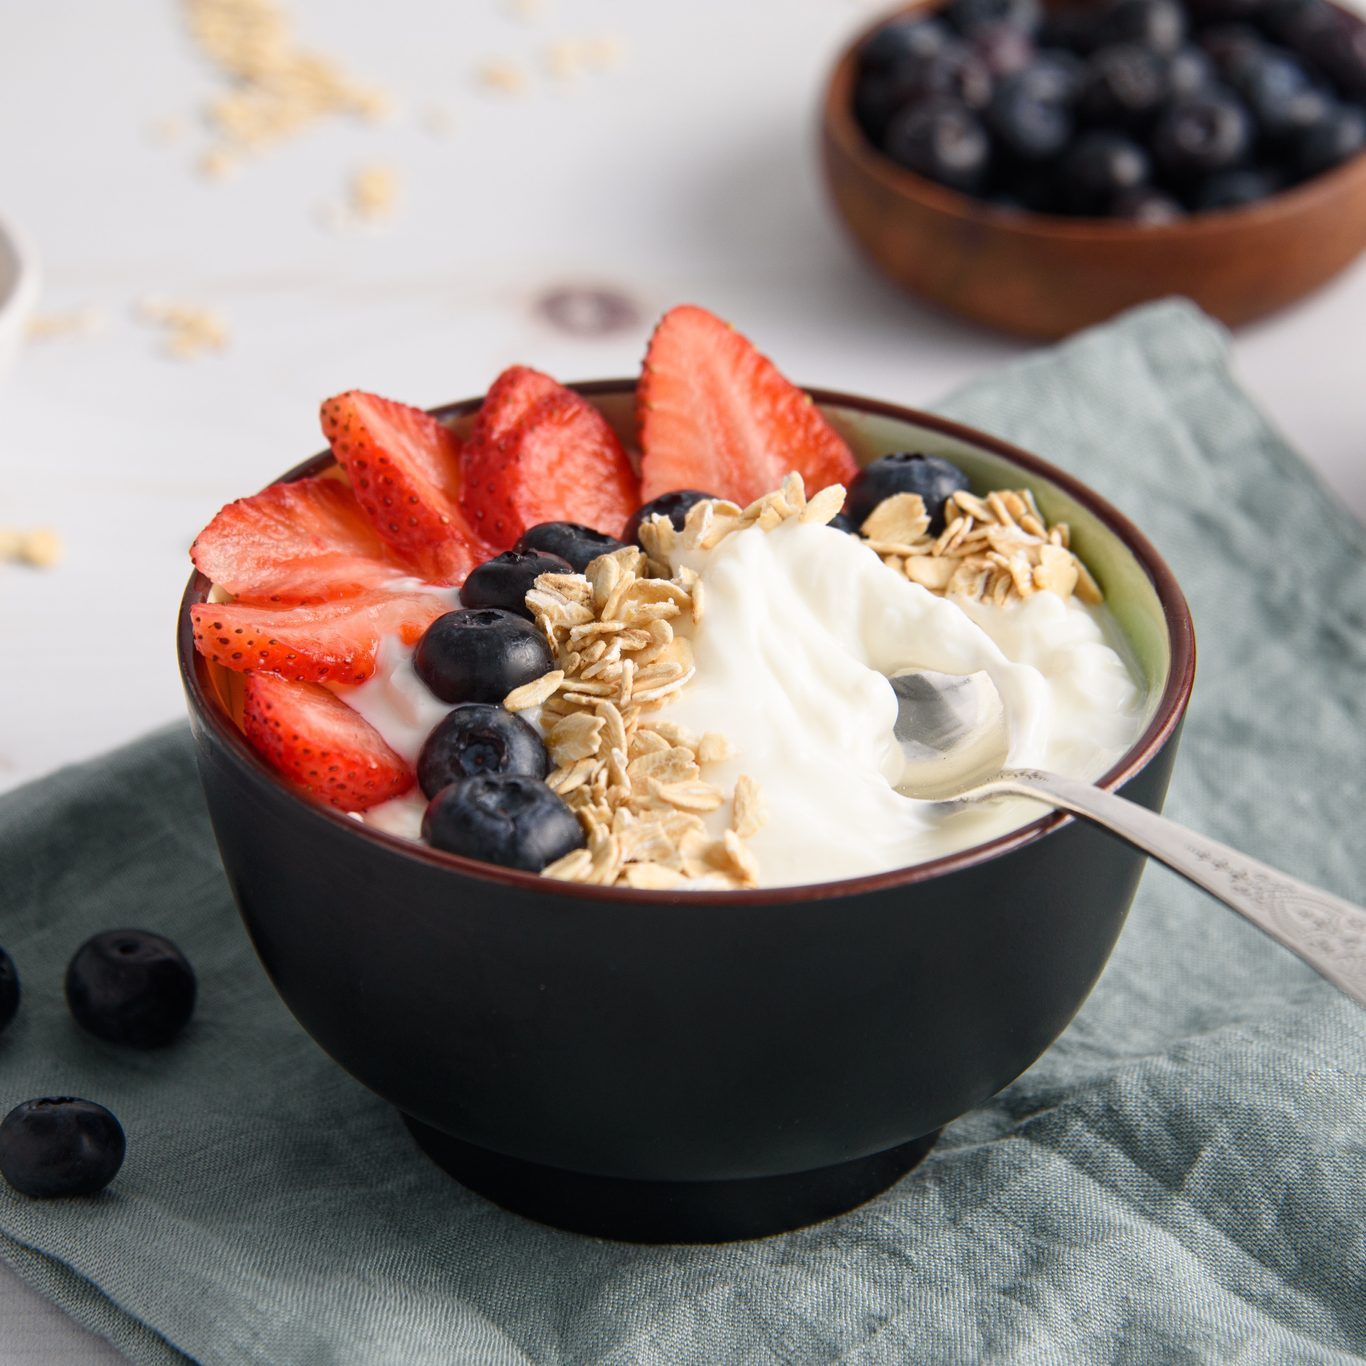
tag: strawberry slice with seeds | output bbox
[191,475,411,605]
[242,672,414,811]
[468,366,563,450]
[320,391,487,585]
[191,589,448,686]
[638,305,858,507]
[462,379,640,546]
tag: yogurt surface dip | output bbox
[353,480,1146,887]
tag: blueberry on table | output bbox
[883,98,993,194]
[0,948,18,1034]
[65,930,196,1048]
[845,454,972,535]
[1291,104,1366,177]
[1152,92,1254,180]
[625,490,719,545]
[422,774,585,872]
[515,522,626,573]
[461,549,573,619]
[418,704,550,798]
[1078,43,1172,130]
[1059,131,1152,213]
[414,609,554,705]
[0,1098,125,1198]
[1094,0,1187,54]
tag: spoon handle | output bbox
[981,769,1366,1008]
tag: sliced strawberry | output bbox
[461,385,640,547]
[191,476,411,605]
[320,391,487,585]
[638,304,858,507]
[468,366,563,449]
[242,672,413,811]
[191,589,448,686]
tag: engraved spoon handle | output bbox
[971,769,1366,1008]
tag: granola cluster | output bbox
[860,487,1102,606]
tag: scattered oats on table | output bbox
[477,58,530,95]
[26,309,105,342]
[135,298,229,360]
[0,528,62,569]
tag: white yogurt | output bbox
[353,519,1147,886]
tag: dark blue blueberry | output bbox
[858,16,953,75]
[1039,7,1099,53]
[1060,130,1152,212]
[988,67,1075,158]
[65,930,195,1048]
[1187,0,1270,22]
[1153,91,1255,179]
[973,24,1037,79]
[423,774,585,872]
[884,98,993,192]
[1291,103,1366,175]
[515,522,627,573]
[1111,185,1187,220]
[945,0,1042,38]
[0,948,17,1034]
[1252,80,1336,147]
[1192,165,1282,207]
[0,1099,125,1199]
[1078,43,1172,129]
[828,510,860,535]
[846,453,972,534]
[1198,23,1267,77]
[414,609,554,706]
[1094,0,1187,54]
[1166,45,1217,97]
[1261,0,1338,49]
[855,69,913,143]
[461,549,573,619]
[624,490,719,546]
[417,704,549,799]
[1306,16,1366,101]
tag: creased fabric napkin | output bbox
[1,300,1363,1366]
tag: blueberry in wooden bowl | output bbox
[821,0,1366,336]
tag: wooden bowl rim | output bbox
[822,0,1366,242]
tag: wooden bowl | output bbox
[820,4,1366,338]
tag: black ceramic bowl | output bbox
[178,384,1195,1243]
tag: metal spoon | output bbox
[890,670,1366,1008]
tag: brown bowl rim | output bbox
[177,381,1197,906]
[822,2,1366,241]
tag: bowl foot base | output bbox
[401,1115,939,1243]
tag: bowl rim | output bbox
[177,381,1197,905]
[0,213,40,332]
[822,0,1366,241]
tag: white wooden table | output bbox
[2,0,1364,1358]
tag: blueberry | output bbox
[1261,0,1339,50]
[1078,43,1172,129]
[0,948,17,1034]
[884,98,993,193]
[858,16,953,75]
[1250,78,1335,147]
[855,69,913,143]
[846,453,972,534]
[973,24,1037,79]
[515,522,626,574]
[1060,130,1152,212]
[987,67,1074,159]
[1192,165,1282,206]
[624,490,718,545]
[1094,0,1187,55]
[1111,185,1187,220]
[414,609,554,706]
[1152,92,1255,179]
[423,774,585,872]
[417,704,549,799]
[1291,103,1366,176]
[945,0,1042,38]
[1039,7,1099,53]
[65,930,195,1048]
[1306,17,1366,101]
[1198,23,1266,77]
[828,510,860,535]
[1166,46,1217,98]
[0,1099,125,1199]
[461,549,573,620]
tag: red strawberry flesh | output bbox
[191,475,410,604]
[638,304,858,507]
[191,589,448,685]
[242,672,413,811]
[320,391,486,585]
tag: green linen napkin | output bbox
[1,300,1363,1365]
